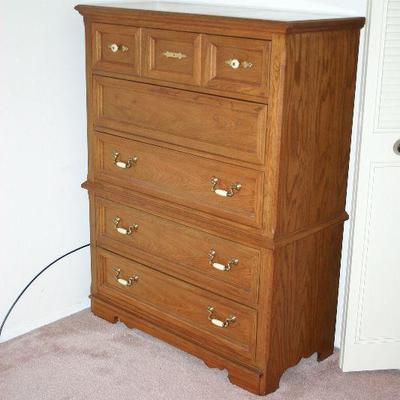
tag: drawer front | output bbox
[91,23,140,76]
[95,196,261,306]
[202,35,271,98]
[93,76,267,165]
[93,132,264,228]
[96,248,257,362]
[142,28,201,85]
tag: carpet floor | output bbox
[0,310,399,400]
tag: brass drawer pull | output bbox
[225,58,253,69]
[113,268,139,287]
[113,217,139,235]
[210,176,241,197]
[113,151,138,169]
[207,306,236,328]
[108,43,129,53]
[208,249,239,271]
[162,51,187,60]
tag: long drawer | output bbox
[93,75,267,165]
[95,196,261,306]
[95,248,257,363]
[93,132,264,228]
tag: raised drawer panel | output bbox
[92,23,140,76]
[96,248,257,362]
[93,76,267,165]
[93,132,264,228]
[95,196,261,306]
[202,35,271,98]
[142,28,201,85]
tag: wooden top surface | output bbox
[78,1,355,21]
[75,2,365,34]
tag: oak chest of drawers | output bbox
[76,3,364,395]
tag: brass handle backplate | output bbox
[113,268,139,287]
[225,58,253,69]
[207,306,236,328]
[113,151,138,169]
[208,249,239,271]
[113,217,139,236]
[210,176,241,197]
[162,51,187,60]
[108,43,129,53]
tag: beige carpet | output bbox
[1,310,399,399]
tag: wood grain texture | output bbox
[202,35,271,97]
[274,29,361,238]
[91,296,264,395]
[263,223,344,393]
[95,247,258,363]
[94,195,262,306]
[75,5,365,37]
[93,75,267,164]
[263,33,287,238]
[91,22,141,76]
[83,179,348,251]
[92,68,270,103]
[93,131,264,228]
[76,6,364,396]
[142,28,201,85]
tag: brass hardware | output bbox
[225,58,253,69]
[113,151,138,169]
[113,217,139,236]
[210,176,241,197]
[113,268,139,287]
[241,61,253,69]
[162,51,187,60]
[208,249,239,271]
[207,306,236,328]
[225,58,240,69]
[108,43,129,53]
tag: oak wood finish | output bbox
[142,28,201,85]
[83,179,349,253]
[93,75,268,164]
[273,29,361,238]
[91,295,264,393]
[76,3,364,396]
[95,196,261,306]
[202,35,271,97]
[96,247,258,363]
[93,131,264,228]
[76,4,365,37]
[263,223,344,393]
[92,23,140,76]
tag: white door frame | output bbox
[340,0,400,371]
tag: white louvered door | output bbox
[341,0,400,371]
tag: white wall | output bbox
[0,0,90,342]
[0,0,366,345]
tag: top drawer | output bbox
[92,23,140,76]
[202,35,271,98]
[141,28,201,86]
[90,23,271,100]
